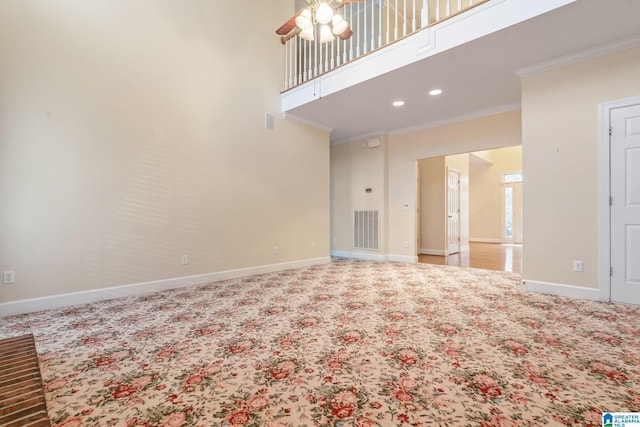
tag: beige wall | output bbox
[469,146,522,242]
[418,157,446,253]
[522,45,640,289]
[388,110,522,258]
[0,0,329,303]
[330,137,386,255]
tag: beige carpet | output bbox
[1,259,639,426]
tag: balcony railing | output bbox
[281,0,488,92]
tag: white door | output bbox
[447,169,460,255]
[611,103,640,305]
[502,182,523,244]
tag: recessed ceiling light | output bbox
[429,89,443,96]
[392,100,405,107]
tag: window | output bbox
[503,173,523,183]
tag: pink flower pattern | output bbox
[1,259,639,426]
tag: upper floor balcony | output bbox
[279,0,640,143]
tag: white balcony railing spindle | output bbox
[281,0,486,90]
[386,0,390,44]
[379,0,383,50]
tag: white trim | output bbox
[282,113,334,133]
[388,254,419,263]
[460,245,470,252]
[329,250,418,264]
[0,257,331,317]
[469,238,502,243]
[522,280,603,301]
[330,250,387,262]
[419,248,447,256]
[515,35,640,78]
[331,130,386,146]
[388,103,521,137]
[598,96,640,303]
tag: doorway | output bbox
[417,146,523,273]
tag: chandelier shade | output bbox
[275,0,363,45]
[331,14,349,35]
[315,2,334,25]
[295,8,313,30]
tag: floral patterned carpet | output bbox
[2,259,640,427]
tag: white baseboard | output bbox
[460,245,471,252]
[419,248,447,256]
[330,251,417,264]
[330,250,387,262]
[522,279,603,301]
[0,257,331,317]
[388,254,418,264]
[469,238,502,243]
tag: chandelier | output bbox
[276,0,362,44]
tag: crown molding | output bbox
[331,130,386,146]
[283,113,334,133]
[388,102,521,137]
[515,35,640,78]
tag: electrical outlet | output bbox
[273,246,279,255]
[573,260,584,272]
[3,271,15,284]
[404,241,409,248]
[181,255,189,265]
[311,243,317,250]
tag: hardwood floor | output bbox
[419,242,522,273]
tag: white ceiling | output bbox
[284,0,640,144]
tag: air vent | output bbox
[354,210,379,250]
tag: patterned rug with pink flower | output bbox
[1,259,639,426]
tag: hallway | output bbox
[419,242,522,273]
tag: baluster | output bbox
[371,0,376,50]
[379,0,383,48]
[357,2,361,57]
[296,38,301,86]
[349,4,354,60]
[336,36,340,67]
[436,0,440,21]
[394,0,398,40]
[421,0,429,27]
[331,38,336,70]
[284,39,288,90]
[324,43,329,74]
[403,0,407,37]
[314,32,319,78]
[363,0,368,53]
[412,0,416,33]
[386,0,390,44]
[457,0,462,13]
[303,39,307,83]
[446,0,451,17]
[289,39,294,89]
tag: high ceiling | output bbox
[284,0,640,144]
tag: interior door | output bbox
[447,169,460,255]
[611,103,640,305]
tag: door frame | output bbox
[598,96,640,302]
[446,167,461,255]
